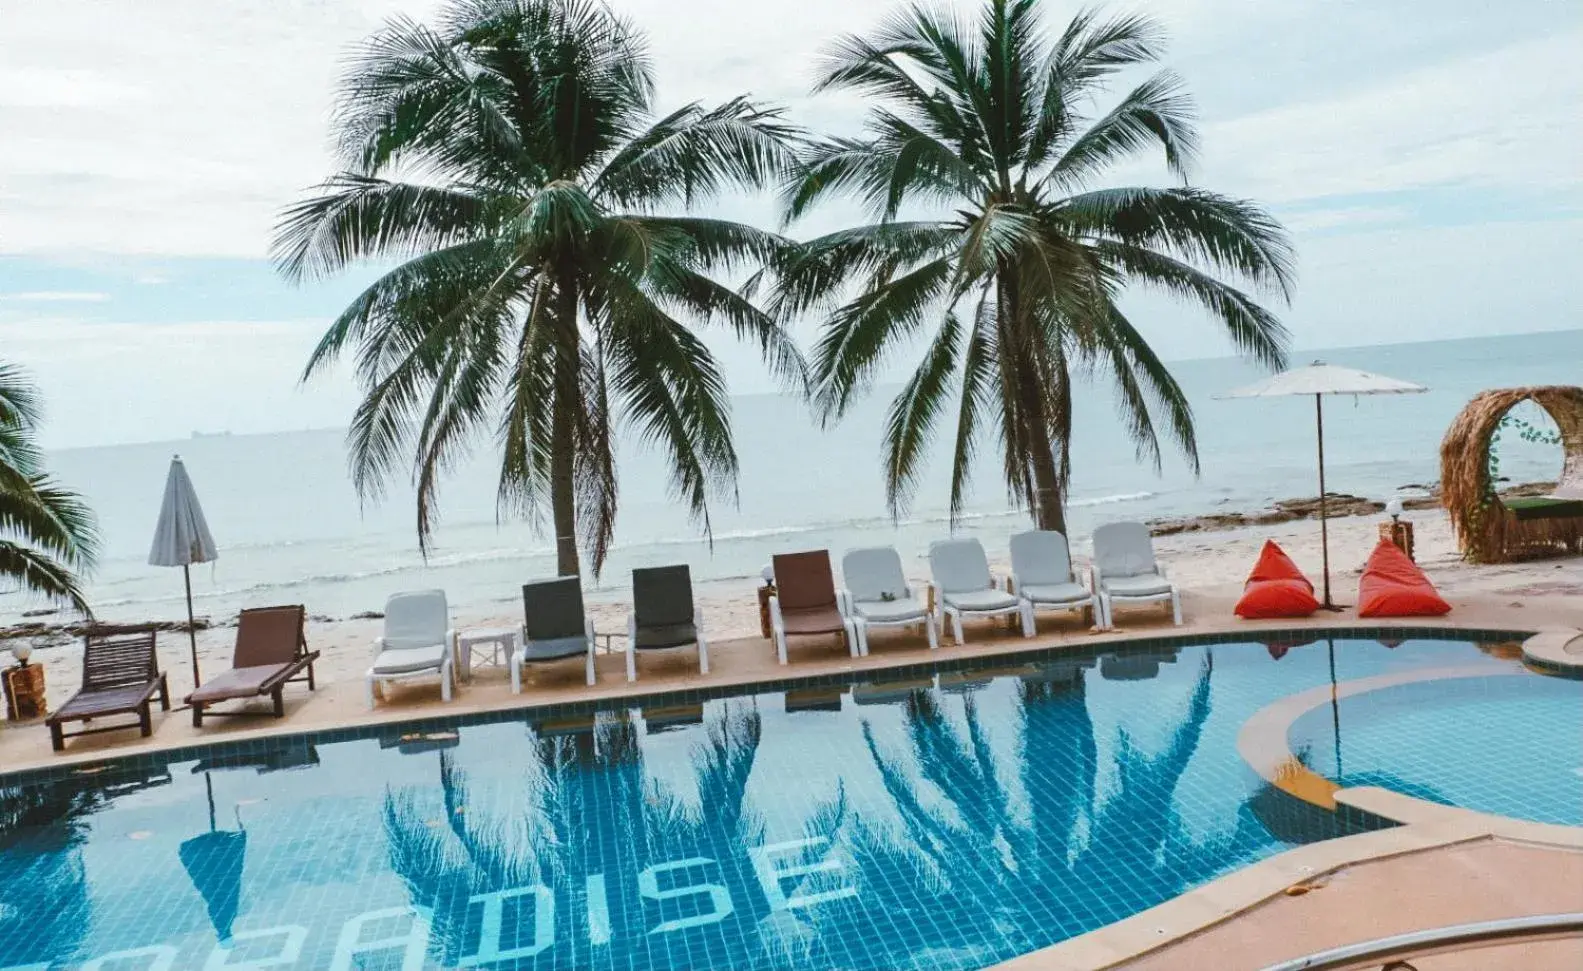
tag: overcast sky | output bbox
[1,0,1579,448]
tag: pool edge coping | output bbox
[0,623,1534,790]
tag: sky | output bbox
[1,0,1580,448]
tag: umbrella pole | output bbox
[1315,394,1336,609]
[184,564,201,685]
[1327,637,1342,777]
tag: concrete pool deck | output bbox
[1,586,1579,971]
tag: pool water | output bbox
[1290,672,1583,826]
[0,636,1564,971]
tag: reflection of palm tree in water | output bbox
[0,779,102,965]
[384,702,818,969]
[806,655,1269,968]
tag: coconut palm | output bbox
[773,2,1295,532]
[0,362,97,612]
[273,0,804,575]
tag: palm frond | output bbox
[809,256,957,421]
[592,97,802,209]
[1056,187,1297,299]
[1094,241,1289,370]
[272,176,500,284]
[1042,71,1198,189]
[882,313,963,518]
[0,542,90,615]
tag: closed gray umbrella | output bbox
[149,455,218,685]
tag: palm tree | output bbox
[0,362,97,612]
[274,0,804,576]
[772,2,1295,532]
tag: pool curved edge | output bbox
[1523,627,1583,675]
[999,629,1583,971]
[993,816,1583,971]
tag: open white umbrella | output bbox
[149,455,218,685]
[1217,362,1427,608]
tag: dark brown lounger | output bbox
[47,630,170,752]
[187,605,320,727]
[769,550,857,664]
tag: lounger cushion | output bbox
[943,589,1019,612]
[1357,540,1450,618]
[1101,574,1174,598]
[635,622,697,650]
[1235,541,1319,618]
[187,663,292,704]
[520,635,589,662]
[779,605,847,635]
[371,644,448,675]
[53,683,158,719]
[1019,581,1092,605]
[852,599,928,624]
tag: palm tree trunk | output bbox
[1000,272,1068,535]
[551,274,581,578]
[1023,384,1068,535]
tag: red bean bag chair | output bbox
[1357,540,1451,617]
[1235,541,1320,619]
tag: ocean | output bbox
[6,329,1577,624]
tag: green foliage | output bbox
[0,363,98,613]
[769,0,1294,526]
[274,0,805,575]
[1485,409,1562,497]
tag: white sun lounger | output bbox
[367,589,455,708]
[928,537,1032,645]
[1091,522,1182,628]
[1009,530,1097,631]
[839,547,938,655]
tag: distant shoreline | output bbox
[5,482,1556,642]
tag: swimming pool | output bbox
[0,634,1565,970]
[1289,668,1583,826]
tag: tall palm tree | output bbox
[274,0,804,576]
[773,2,1296,532]
[0,362,97,612]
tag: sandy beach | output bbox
[7,506,1579,719]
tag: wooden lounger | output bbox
[187,605,319,727]
[47,630,170,752]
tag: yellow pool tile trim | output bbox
[1235,663,1529,812]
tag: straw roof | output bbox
[1439,386,1583,562]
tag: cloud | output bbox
[1204,29,1583,205]
[0,290,111,302]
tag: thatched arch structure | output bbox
[1440,386,1583,563]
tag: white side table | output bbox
[457,628,518,682]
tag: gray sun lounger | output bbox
[513,576,597,691]
[626,565,708,681]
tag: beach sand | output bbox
[9,506,1579,719]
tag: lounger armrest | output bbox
[627,612,637,646]
[1010,572,1025,597]
[692,606,706,638]
[1156,563,1169,579]
[767,595,784,634]
[444,629,456,662]
[836,589,851,616]
[585,617,597,646]
[373,635,387,658]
